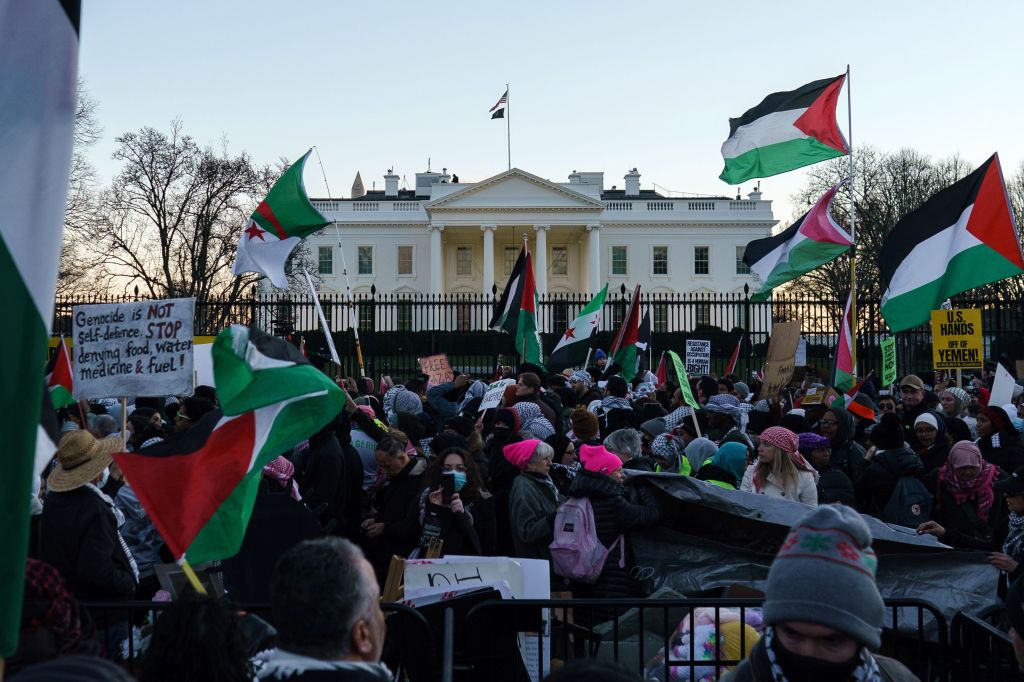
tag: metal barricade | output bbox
[951,611,1024,682]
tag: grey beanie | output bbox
[640,417,667,439]
[763,504,884,649]
[734,381,751,400]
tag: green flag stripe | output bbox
[720,136,845,185]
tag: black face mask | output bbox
[771,635,861,682]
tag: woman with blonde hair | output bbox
[740,426,818,505]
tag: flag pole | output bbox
[521,232,528,361]
[303,267,341,367]
[179,558,208,595]
[313,147,366,379]
[506,83,511,171]
[846,65,858,377]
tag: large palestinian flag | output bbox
[489,245,542,365]
[832,291,855,392]
[114,325,343,563]
[44,336,74,409]
[232,150,330,289]
[547,284,606,371]
[609,285,641,382]
[880,154,1024,332]
[743,180,852,301]
[0,0,79,659]
[720,74,848,185]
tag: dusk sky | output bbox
[79,0,1023,221]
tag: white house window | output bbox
[652,246,668,275]
[611,246,628,276]
[551,247,568,276]
[504,247,518,275]
[317,246,333,275]
[653,303,669,333]
[456,247,473,277]
[694,246,710,275]
[736,246,751,275]
[696,303,711,327]
[397,245,414,275]
[357,246,374,275]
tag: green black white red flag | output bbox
[832,291,855,393]
[880,153,1024,332]
[608,285,642,382]
[547,284,607,372]
[45,335,75,409]
[489,244,543,366]
[0,0,79,658]
[114,325,344,563]
[720,74,848,185]
[233,150,330,288]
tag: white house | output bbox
[306,166,775,300]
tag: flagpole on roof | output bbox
[506,83,511,170]
[846,65,858,379]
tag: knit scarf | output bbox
[1005,512,1024,558]
[763,626,880,682]
[85,483,140,583]
[938,460,998,522]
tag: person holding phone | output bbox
[417,447,495,556]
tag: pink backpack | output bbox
[549,497,624,584]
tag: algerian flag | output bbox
[546,284,607,372]
[720,74,848,185]
[45,335,75,408]
[233,150,330,288]
[114,325,343,563]
[0,0,79,658]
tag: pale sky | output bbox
[79,0,1024,222]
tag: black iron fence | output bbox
[53,291,1024,383]
[951,611,1024,681]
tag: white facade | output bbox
[305,167,776,298]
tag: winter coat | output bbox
[740,466,818,505]
[720,638,919,682]
[816,468,857,507]
[918,443,951,477]
[39,487,136,602]
[927,472,1004,546]
[113,483,163,579]
[419,489,496,556]
[486,435,522,556]
[562,470,660,621]
[826,407,867,481]
[294,434,342,527]
[255,649,392,681]
[939,496,1023,597]
[854,446,924,517]
[426,381,463,422]
[508,471,563,561]
[979,430,1024,476]
[364,457,428,583]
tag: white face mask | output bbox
[97,466,110,489]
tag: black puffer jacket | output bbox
[825,407,866,481]
[854,446,923,517]
[562,470,660,614]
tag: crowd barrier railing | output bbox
[951,611,1024,681]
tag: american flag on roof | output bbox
[490,88,508,119]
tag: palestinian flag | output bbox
[636,309,651,373]
[880,154,1024,332]
[114,325,343,563]
[489,245,542,365]
[724,335,743,376]
[232,150,329,289]
[831,372,873,419]
[832,291,855,392]
[45,336,75,408]
[547,284,607,372]
[490,246,527,334]
[609,285,641,382]
[655,352,668,387]
[743,180,852,301]
[720,74,848,185]
[0,0,80,659]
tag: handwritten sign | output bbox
[479,378,516,412]
[73,298,194,399]
[758,320,801,400]
[685,339,711,376]
[417,353,454,387]
[881,337,897,387]
[931,309,982,370]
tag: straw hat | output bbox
[47,430,120,492]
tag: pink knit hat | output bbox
[503,439,541,469]
[579,444,624,476]
[759,426,799,455]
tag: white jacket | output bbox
[740,465,818,505]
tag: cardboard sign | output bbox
[881,337,897,387]
[667,350,700,410]
[931,309,982,370]
[73,298,194,399]
[685,339,711,376]
[417,353,454,387]
[990,363,1016,407]
[758,320,802,400]
[478,378,516,412]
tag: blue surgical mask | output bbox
[452,471,468,492]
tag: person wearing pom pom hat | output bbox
[740,426,818,505]
[505,440,563,562]
[563,444,660,622]
[722,505,917,681]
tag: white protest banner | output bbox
[989,363,1016,407]
[73,298,194,399]
[478,378,515,412]
[685,339,711,376]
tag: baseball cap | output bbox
[899,375,925,391]
[996,465,1024,498]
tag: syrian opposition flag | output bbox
[880,154,1024,332]
[232,150,330,289]
[743,180,852,301]
[45,336,75,409]
[0,0,80,659]
[720,74,848,185]
[114,325,343,563]
[609,285,642,382]
[547,284,607,372]
[490,88,508,119]
[832,291,855,392]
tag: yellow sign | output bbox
[931,309,983,370]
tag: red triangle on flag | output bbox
[966,155,1024,270]
[793,74,848,154]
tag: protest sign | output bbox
[795,338,807,367]
[989,363,1016,407]
[931,309,982,370]
[73,298,194,399]
[418,353,454,387]
[667,351,700,410]
[478,378,515,412]
[685,339,711,376]
[881,337,897,387]
[758,320,801,400]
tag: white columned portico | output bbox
[429,224,444,294]
[481,224,496,296]
[533,225,549,295]
[586,223,601,295]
